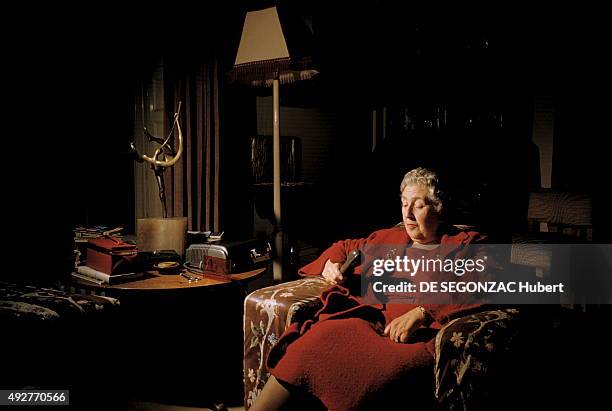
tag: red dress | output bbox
[267,226,488,410]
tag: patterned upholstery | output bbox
[434,308,522,410]
[511,190,593,277]
[526,190,592,241]
[243,277,328,408]
[510,237,554,278]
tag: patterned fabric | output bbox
[0,281,119,323]
[527,190,592,241]
[243,277,329,409]
[510,237,553,276]
[434,308,522,410]
[527,190,591,226]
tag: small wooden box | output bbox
[87,237,137,274]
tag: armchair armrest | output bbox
[434,308,523,410]
[243,277,329,409]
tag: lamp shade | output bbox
[228,6,318,87]
[234,7,290,65]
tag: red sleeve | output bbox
[297,232,378,276]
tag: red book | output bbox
[87,237,137,275]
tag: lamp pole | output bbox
[273,75,283,283]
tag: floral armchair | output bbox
[243,189,595,409]
[243,277,528,410]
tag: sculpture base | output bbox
[137,217,187,257]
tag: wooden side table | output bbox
[71,267,266,293]
[70,267,267,407]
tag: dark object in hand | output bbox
[340,250,361,275]
[339,250,362,290]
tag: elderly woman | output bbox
[250,167,488,411]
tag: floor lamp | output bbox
[230,6,318,282]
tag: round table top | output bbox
[72,267,266,291]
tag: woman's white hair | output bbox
[399,167,444,213]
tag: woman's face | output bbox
[401,184,440,244]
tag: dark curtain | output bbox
[162,55,222,232]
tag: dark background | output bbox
[3,2,610,408]
[60,3,609,242]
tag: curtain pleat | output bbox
[164,57,221,232]
[204,63,212,231]
[195,68,204,230]
[213,59,220,230]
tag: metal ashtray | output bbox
[154,261,181,274]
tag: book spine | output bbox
[77,266,111,283]
[71,272,105,285]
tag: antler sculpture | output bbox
[130,101,183,218]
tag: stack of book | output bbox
[74,226,124,243]
[72,265,144,285]
[71,235,141,285]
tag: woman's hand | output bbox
[383,307,426,343]
[322,259,344,284]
